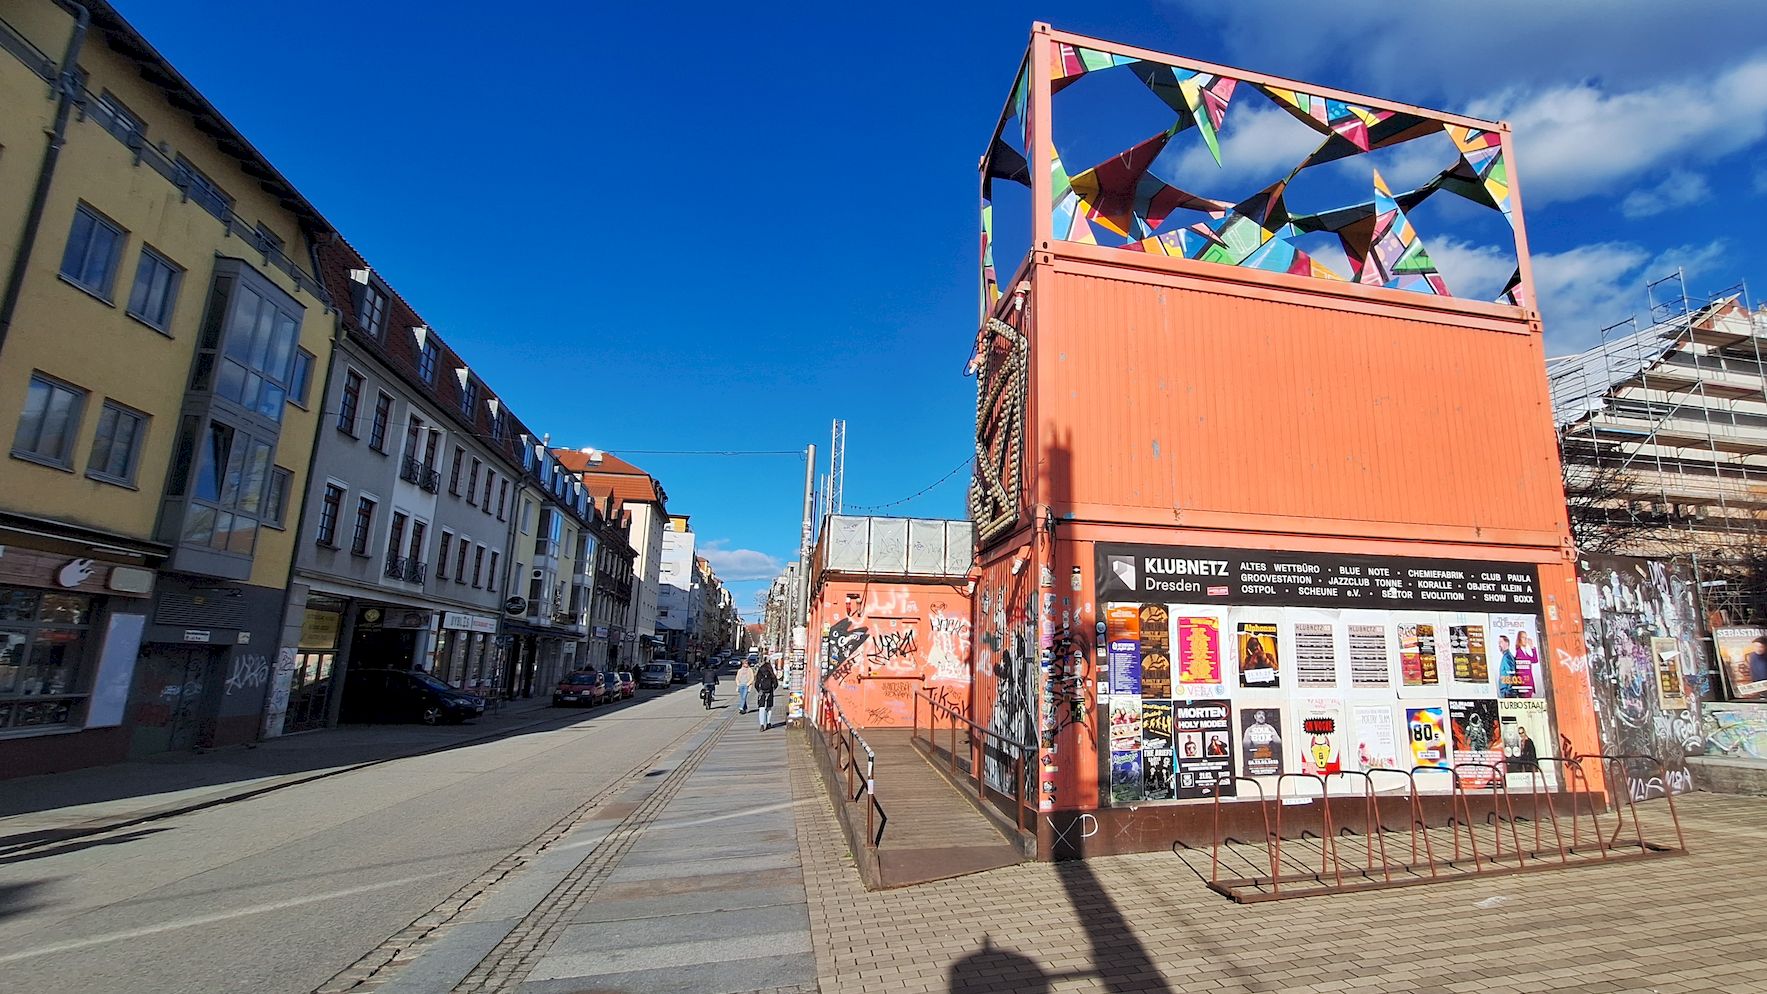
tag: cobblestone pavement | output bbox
[788,736,1767,994]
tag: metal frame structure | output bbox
[1177,744,1687,903]
[1548,275,1767,616]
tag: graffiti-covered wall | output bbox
[813,580,970,728]
[1577,554,1712,799]
[973,551,1037,798]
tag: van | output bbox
[639,661,672,690]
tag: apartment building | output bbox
[0,1,336,772]
[554,448,667,668]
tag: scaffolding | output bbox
[1548,273,1767,618]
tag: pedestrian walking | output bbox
[754,659,778,730]
[735,659,754,714]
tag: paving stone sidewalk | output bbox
[787,735,1767,994]
[369,706,818,994]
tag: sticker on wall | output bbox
[1351,702,1400,773]
[1142,700,1174,800]
[1296,697,1345,776]
[1237,621,1281,688]
[1108,639,1141,695]
[1176,615,1222,686]
[1450,698,1502,786]
[1399,623,1440,687]
[1407,706,1449,769]
[1294,622,1336,686]
[1651,636,1687,708]
[1174,699,1235,798]
[1498,698,1554,787]
[1490,613,1541,699]
[1348,623,1391,687]
[1239,705,1284,776]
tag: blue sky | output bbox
[118,0,1767,617]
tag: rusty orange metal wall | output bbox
[813,579,972,729]
[1035,262,1567,546]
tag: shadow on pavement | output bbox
[0,880,51,923]
[0,827,172,865]
[946,935,1050,994]
[0,684,698,832]
[1053,858,1179,994]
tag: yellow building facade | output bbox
[0,1,335,772]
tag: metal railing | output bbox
[399,456,441,493]
[911,688,1032,834]
[817,685,886,848]
[384,556,427,583]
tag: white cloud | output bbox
[1427,237,1516,302]
[699,540,787,581]
[1534,239,1730,352]
[1618,170,1712,218]
[1469,55,1767,206]
[1160,101,1323,194]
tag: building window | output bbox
[369,392,393,453]
[174,155,233,220]
[290,349,315,409]
[467,458,481,505]
[265,467,291,528]
[95,90,144,145]
[409,519,427,569]
[86,400,148,485]
[180,419,272,556]
[449,445,465,494]
[125,246,182,332]
[359,284,388,339]
[417,337,438,384]
[482,470,495,513]
[316,483,345,545]
[459,376,478,418]
[488,550,500,592]
[497,480,509,520]
[454,540,469,584]
[521,500,534,534]
[12,374,87,469]
[386,511,408,571]
[350,496,376,556]
[209,280,304,424]
[472,545,485,588]
[0,588,96,732]
[437,531,453,579]
[60,203,126,299]
[338,369,362,436]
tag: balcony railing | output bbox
[400,456,441,493]
[385,556,428,584]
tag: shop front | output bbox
[135,573,287,755]
[435,611,501,696]
[0,540,157,777]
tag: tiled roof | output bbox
[552,449,666,507]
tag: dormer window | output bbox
[458,374,479,418]
[417,335,438,384]
[358,282,388,339]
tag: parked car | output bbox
[639,661,672,689]
[601,670,623,702]
[552,670,605,708]
[341,668,485,725]
[662,659,688,684]
[615,671,636,698]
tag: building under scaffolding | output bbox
[1548,274,1767,614]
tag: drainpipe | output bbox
[0,0,89,360]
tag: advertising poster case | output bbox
[1498,698,1554,787]
[1651,636,1687,708]
[1097,544,1540,806]
[1407,706,1449,769]
[1713,627,1767,702]
[1239,706,1285,777]
[1174,699,1234,798]
[1450,698,1502,786]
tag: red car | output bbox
[615,671,636,699]
[552,671,605,708]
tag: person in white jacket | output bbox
[735,660,754,714]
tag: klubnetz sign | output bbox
[1095,544,1540,612]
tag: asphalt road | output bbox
[0,680,718,994]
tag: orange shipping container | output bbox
[969,26,1596,858]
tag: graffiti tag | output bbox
[223,653,270,695]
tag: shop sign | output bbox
[184,629,211,643]
[593,626,609,638]
[442,612,499,634]
[1096,544,1540,611]
[301,609,342,649]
